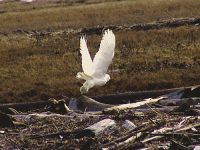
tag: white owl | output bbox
[76,29,115,94]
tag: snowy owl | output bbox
[76,29,115,94]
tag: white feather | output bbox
[92,29,115,77]
[77,29,115,94]
[80,36,93,76]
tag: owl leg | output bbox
[80,81,95,94]
[76,72,92,80]
[80,86,87,94]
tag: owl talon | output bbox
[80,86,87,94]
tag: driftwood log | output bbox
[159,97,200,106]
[1,85,199,113]
[103,97,165,114]
[73,96,113,111]
[1,86,194,113]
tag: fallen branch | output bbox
[159,98,200,106]
[0,85,198,112]
[103,97,164,114]
[102,132,142,150]
[136,106,177,113]
[142,123,200,143]
[101,120,166,150]
[147,132,200,138]
[176,123,200,132]
[71,96,113,111]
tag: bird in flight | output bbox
[76,29,115,94]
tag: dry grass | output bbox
[0,0,200,102]
[1,0,200,32]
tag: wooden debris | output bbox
[142,122,200,144]
[159,97,200,106]
[176,123,200,132]
[76,95,113,111]
[102,132,142,150]
[148,132,200,137]
[0,85,200,149]
[142,127,173,143]
[103,97,164,114]
[135,106,177,113]
[80,119,116,137]
[47,98,71,114]
[7,108,20,114]
[101,120,166,150]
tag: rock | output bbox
[122,120,137,131]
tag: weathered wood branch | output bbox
[103,97,165,114]
[159,98,200,106]
[102,132,142,150]
[135,106,177,113]
[101,120,166,149]
[148,132,200,138]
[73,96,113,111]
[0,85,198,113]
[142,123,200,143]
[176,123,200,132]
[101,124,146,149]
